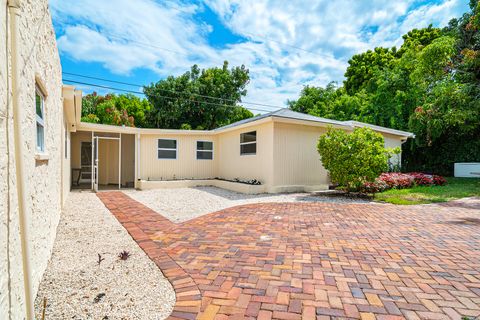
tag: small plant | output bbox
[97,253,105,266]
[93,292,105,303]
[247,179,261,185]
[118,250,131,260]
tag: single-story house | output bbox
[1,1,413,317]
[66,102,414,194]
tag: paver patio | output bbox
[97,192,480,320]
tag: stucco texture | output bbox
[0,0,65,318]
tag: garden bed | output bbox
[137,178,265,194]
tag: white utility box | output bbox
[454,163,480,177]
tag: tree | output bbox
[398,25,442,54]
[81,93,151,127]
[289,11,480,175]
[317,127,397,192]
[343,47,397,94]
[143,61,253,130]
[288,83,371,121]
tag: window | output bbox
[196,141,213,160]
[158,139,177,159]
[240,131,256,155]
[35,87,45,152]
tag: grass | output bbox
[374,177,480,205]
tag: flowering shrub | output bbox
[379,173,414,189]
[433,175,447,186]
[362,180,389,193]
[361,172,447,193]
[409,172,432,185]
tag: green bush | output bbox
[317,127,399,192]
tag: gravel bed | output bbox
[124,186,371,223]
[34,191,175,320]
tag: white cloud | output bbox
[51,0,468,109]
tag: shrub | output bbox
[362,179,389,193]
[361,172,447,193]
[433,175,447,186]
[379,173,414,189]
[409,172,433,185]
[317,127,399,192]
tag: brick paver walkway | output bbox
[97,192,480,320]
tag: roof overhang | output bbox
[76,121,215,136]
[214,117,273,134]
[270,116,349,130]
[345,121,415,140]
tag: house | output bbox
[0,1,413,318]
[69,107,414,194]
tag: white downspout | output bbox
[119,133,121,189]
[134,133,138,187]
[9,1,34,319]
[136,134,141,188]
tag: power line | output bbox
[62,78,279,113]
[62,71,282,110]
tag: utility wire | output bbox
[62,71,282,110]
[62,78,280,113]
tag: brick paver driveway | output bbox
[98,192,480,320]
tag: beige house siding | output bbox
[134,120,407,193]
[70,131,91,170]
[271,122,329,192]
[216,122,274,186]
[0,0,65,318]
[139,133,217,181]
[383,133,402,167]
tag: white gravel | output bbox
[34,191,175,320]
[124,186,370,223]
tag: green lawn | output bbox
[374,177,480,205]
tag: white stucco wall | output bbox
[0,0,65,318]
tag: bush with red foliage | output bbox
[362,180,389,193]
[378,173,414,189]
[432,175,447,186]
[361,172,447,193]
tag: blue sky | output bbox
[51,0,469,112]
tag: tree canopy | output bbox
[81,93,151,127]
[143,61,253,130]
[289,3,480,175]
[81,61,254,130]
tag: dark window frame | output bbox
[157,138,177,160]
[240,131,257,156]
[196,140,213,160]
